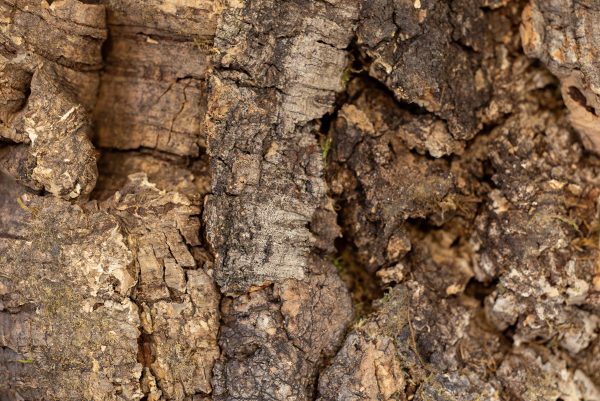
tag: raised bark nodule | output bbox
[2,0,600,400]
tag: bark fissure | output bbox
[4,0,600,400]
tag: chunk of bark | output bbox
[319,281,505,401]
[18,67,98,198]
[473,109,600,355]
[0,190,142,400]
[355,0,525,143]
[204,0,358,399]
[100,173,220,400]
[0,0,105,198]
[205,0,358,294]
[317,331,405,400]
[1,166,220,400]
[93,0,220,156]
[521,0,600,153]
[328,85,457,271]
[498,347,600,401]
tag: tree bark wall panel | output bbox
[2,0,600,400]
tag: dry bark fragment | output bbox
[317,330,405,400]
[319,281,504,401]
[521,0,600,153]
[473,109,600,358]
[205,0,358,294]
[101,173,220,400]
[328,82,457,272]
[0,186,143,400]
[0,0,105,198]
[355,0,525,144]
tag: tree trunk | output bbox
[2,0,600,400]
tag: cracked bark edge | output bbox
[520,0,600,154]
[203,0,358,399]
[0,164,221,401]
[92,0,221,157]
[0,0,105,199]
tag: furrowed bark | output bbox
[204,1,357,399]
[93,0,220,156]
[319,1,600,400]
[1,1,219,400]
[3,0,600,400]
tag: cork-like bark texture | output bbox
[520,0,600,153]
[3,0,600,400]
[93,0,220,156]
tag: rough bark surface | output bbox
[521,0,600,153]
[2,0,600,400]
[204,1,357,399]
[93,0,220,156]
[0,0,104,198]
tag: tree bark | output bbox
[2,0,600,400]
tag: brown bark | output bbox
[2,0,600,400]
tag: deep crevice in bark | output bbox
[5,0,600,399]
